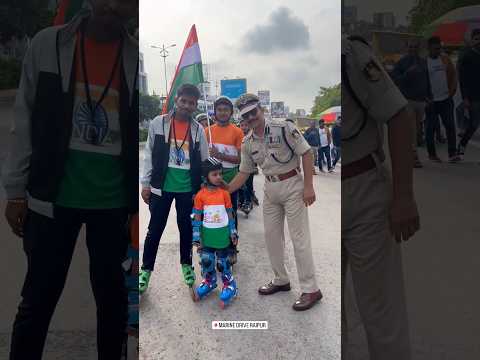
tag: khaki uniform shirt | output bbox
[342,37,408,165]
[239,119,311,176]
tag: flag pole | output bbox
[202,81,213,148]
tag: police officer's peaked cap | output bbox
[201,157,223,179]
[214,96,234,113]
[195,113,208,122]
[235,93,260,116]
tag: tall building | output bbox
[343,6,358,25]
[139,52,149,94]
[198,63,216,111]
[296,109,306,117]
[373,12,396,29]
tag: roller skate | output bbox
[181,264,197,301]
[219,273,237,309]
[196,275,217,300]
[240,201,253,218]
[139,269,151,294]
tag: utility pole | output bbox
[151,44,176,98]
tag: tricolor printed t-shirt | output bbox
[163,119,192,193]
[193,187,232,249]
[205,123,243,183]
[56,33,127,209]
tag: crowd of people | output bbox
[390,30,480,167]
[303,118,342,174]
[140,84,323,311]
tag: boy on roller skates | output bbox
[192,158,239,308]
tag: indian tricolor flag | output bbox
[202,202,230,247]
[162,25,205,114]
[53,0,86,25]
[194,188,231,249]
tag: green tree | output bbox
[139,93,161,123]
[0,0,53,89]
[311,84,341,118]
[0,0,54,43]
[0,58,21,89]
[409,0,479,34]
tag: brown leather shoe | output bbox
[258,281,291,295]
[292,290,323,311]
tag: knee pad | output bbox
[200,251,216,275]
[216,255,231,275]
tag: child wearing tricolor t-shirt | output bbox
[192,158,239,307]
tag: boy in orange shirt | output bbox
[192,158,239,308]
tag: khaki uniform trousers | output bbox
[342,158,411,360]
[263,174,319,294]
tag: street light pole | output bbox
[151,44,176,98]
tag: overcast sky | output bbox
[140,0,340,112]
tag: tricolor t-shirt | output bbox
[56,33,127,209]
[163,119,192,193]
[205,123,243,183]
[193,187,232,249]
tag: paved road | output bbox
[138,150,341,360]
[345,138,480,359]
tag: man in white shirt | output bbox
[425,36,461,163]
[318,119,333,172]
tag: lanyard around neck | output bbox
[171,118,191,160]
[79,23,123,136]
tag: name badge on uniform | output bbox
[267,135,281,148]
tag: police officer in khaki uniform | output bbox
[342,36,420,360]
[227,94,322,311]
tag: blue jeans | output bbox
[425,98,457,157]
[333,146,341,166]
[460,100,480,147]
[318,145,332,171]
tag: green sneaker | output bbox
[139,269,151,294]
[181,264,196,287]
